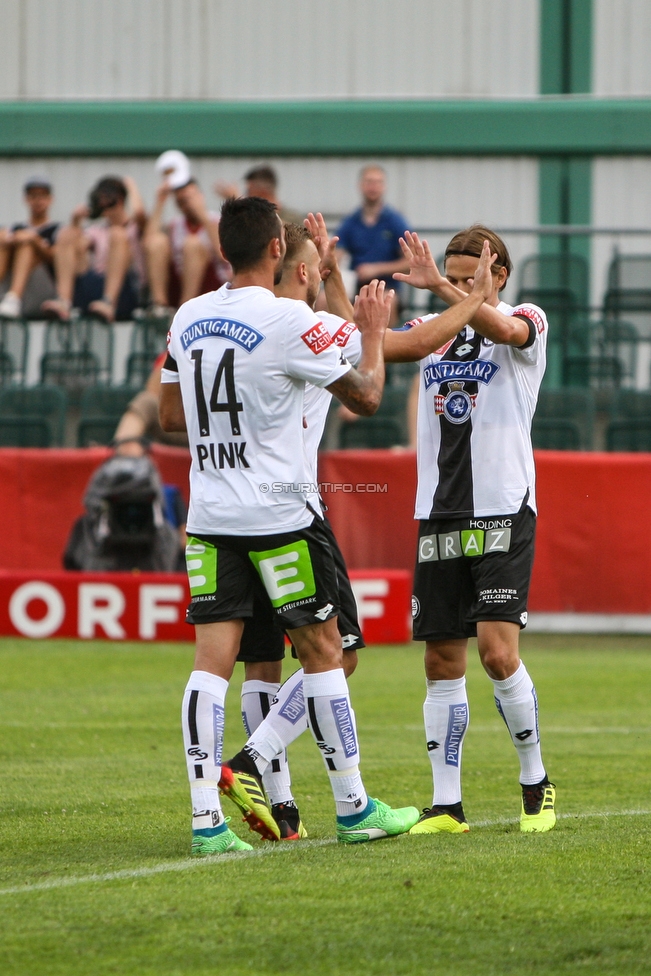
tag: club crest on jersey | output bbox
[435,382,476,424]
[301,322,333,354]
[423,359,500,390]
[180,318,265,353]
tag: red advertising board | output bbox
[0,569,411,644]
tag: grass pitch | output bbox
[1,634,650,975]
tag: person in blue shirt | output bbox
[336,165,410,324]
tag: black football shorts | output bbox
[185,515,340,632]
[412,505,536,641]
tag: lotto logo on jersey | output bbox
[301,322,334,354]
[332,321,357,348]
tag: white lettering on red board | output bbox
[351,578,389,629]
[139,585,184,639]
[78,583,126,639]
[9,581,66,638]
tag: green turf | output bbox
[1,634,650,975]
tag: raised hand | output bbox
[471,240,498,303]
[155,181,172,207]
[305,212,339,280]
[392,231,444,291]
[353,279,393,335]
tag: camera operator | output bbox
[42,175,146,322]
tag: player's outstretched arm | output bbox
[397,232,531,347]
[159,382,187,432]
[326,279,390,416]
[385,241,496,362]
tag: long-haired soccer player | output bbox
[393,226,556,834]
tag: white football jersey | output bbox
[302,311,362,509]
[415,301,548,519]
[163,284,352,535]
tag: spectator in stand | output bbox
[0,176,59,319]
[336,165,410,325]
[42,176,146,323]
[215,164,303,224]
[143,178,230,316]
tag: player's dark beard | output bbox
[273,258,285,286]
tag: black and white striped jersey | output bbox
[414,301,548,520]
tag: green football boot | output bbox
[191,825,253,857]
[336,798,420,844]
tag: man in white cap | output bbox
[0,175,59,318]
[144,159,230,316]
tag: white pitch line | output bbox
[1,809,650,898]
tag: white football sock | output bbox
[491,662,546,786]
[423,677,469,806]
[302,668,368,818]
[245,668,308,769]
[181,670,228,831]
[240,679,294,806]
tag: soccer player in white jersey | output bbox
[224,219,499,836]
[387,226,556,835]
[159,196,423,856]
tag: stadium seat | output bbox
[564,355,622,389]
[41,319,112,403]
[340,416,404,449]
[533,389,594,449]
[125,350,158,388]
[77,384,139,446]
[517,254,589,390]
[0,384,67,446]
[601,256,651,388]
[130,315,170,358]
[608,389,651,420]
[531,418,582,450]
[41,349,101,405]
[595,320,639,385]
[0,319,28,385]
[339,387,410,449]
[517,254,590,310]
[606,419,651,452]
[386,361,419,388]
[603,254,651,317]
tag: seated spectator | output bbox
[143,178,230,315]
[0,175,59,318]
[112,351,189,456]
[215,164,303,224]
[42,176,146,323]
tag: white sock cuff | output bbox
[187,670,229,699]
[302,668,348,698]
[425,676,466,701]
[491,662,528,694]
[241,680,280,696]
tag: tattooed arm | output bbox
[326,279,391,416]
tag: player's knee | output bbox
[480,645,518,681]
